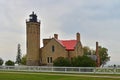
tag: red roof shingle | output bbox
[58,40,77,51]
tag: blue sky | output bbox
[0,0,120,65]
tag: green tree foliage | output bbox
[83,46,91,55]
[83,46,95,55]
[71,56,96,67]
[98,46,110,66]
[21,55,26,65]
[0,58,4,65]
[53,57,71,67]
[5,60,15,66]
[83,46,110,67]
[16,44,22,65]
[53,56,96,67]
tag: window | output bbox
[47,57,49,63]
[47,57,53,63]
[52,45,55,52]
[50,57,52,63]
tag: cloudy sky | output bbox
[0,0,120,65]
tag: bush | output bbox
[53,57,71,67]
[5,60,15,66]
[71,56,96,67]
[53,56,96,67]
[0,58,4,65]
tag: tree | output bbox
[83,46,91,55]
[71,56,96,67]
[83,46,95,55]
[16,44,22,65]
[21,55,26,65]
[0,58,4,65]
[5,60,15,66]
[83,46,110,67]
[53,57,71,67]
[98,46,110,67]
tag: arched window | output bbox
[52,45,55,52]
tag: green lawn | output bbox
[0,71,119,80]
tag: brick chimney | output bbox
[76,32,80,42]
[96,42,100,67]
[54,34,58,39]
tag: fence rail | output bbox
[0,66,120,74]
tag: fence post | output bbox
[113,67,116,74]
[65,67,67,72]
[52,67,53,72]
[79,67,80,73]
[94,67,96,74]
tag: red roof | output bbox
[58,40,77,51]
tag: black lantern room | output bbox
[29,12,38,22]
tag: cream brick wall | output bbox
[67,42,83,59]
[26,22,40,66]
[41,38,68,65]
[41,38,83,65]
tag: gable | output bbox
[42,38,80,51]
[42,38,66,51]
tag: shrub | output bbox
[53,57,71,67]
[0,58,4,65]
[5,60,15,66]
[71,56,96,67]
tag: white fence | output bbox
[0,66,120,74]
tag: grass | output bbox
[0,71,120,80]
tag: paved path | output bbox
[0,71,120,79]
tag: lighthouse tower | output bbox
[26,12,40,66]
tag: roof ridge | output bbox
[53,38,77,51]
[53,38,65,47]
[59,39,76,41]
